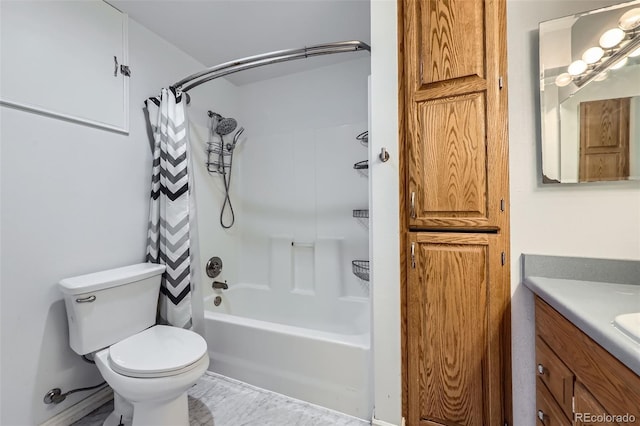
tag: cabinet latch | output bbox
[120,64,131,77]
[113,56,132,77]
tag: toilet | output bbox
[58,263,209,426]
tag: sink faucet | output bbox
[212,280,228,290]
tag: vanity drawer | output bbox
[536,336,574,419]
[536,380,572,426]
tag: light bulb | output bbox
[629,46,640,58]
[618,8,640,31]
[555,73,573,87]
[568,60,587,76]
[599,28,625,49]
[594,72,608,82]
[582,46,604,64]
[610,57,628,70]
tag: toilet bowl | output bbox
[58,264,210,426]
[94,326,209,426]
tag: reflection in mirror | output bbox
[539,1,640,183]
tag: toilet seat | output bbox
[108,325,208,378]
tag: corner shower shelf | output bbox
[353,160,368,170]
[352,209,369,219]
[352,260,370,281]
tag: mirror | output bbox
[539,1,640,183]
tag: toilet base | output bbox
[102,393,133,426]
[131,391,189,426]
[102,391,189,426]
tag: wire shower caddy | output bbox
[206,140,233,174]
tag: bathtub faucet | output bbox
[211,280,228,290]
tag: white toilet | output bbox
[59,263,209,426]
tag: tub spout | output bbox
[212,280,228,290]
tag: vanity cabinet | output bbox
[400,0,511,425]
[535,297,640,426]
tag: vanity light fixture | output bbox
[582,46,604,64]
[553,5,640,88]
[618,8,640,31]
[599,28,625,49]
[555,72,573,87]
[568,59,588,76]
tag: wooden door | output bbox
[404,0,509,230]
[407,233,507,426]
[579,98,630,182]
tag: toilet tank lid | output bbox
[58,263,166,295]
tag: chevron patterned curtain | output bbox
[144,87,192,329]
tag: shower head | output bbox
[215,117,238,136]
[226,127,245,151]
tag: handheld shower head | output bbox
[226,127,245,151]
[216,117,237,136]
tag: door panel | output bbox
[407,233,504,426]
[579,98,630,182]
[413,93,487,221]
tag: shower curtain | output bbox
[145,87,192,329]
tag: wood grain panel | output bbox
[535,337,574,419]
[407,233,506,426]
[415,93,487,219]
[536,380,573,426]
[420,0,485,86]
[574,382,618,426]
[535,298,640,420]
[579,98,630,182]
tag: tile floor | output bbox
[73,372,371,426]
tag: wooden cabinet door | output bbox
[574,382,618,426]
[403,0,508,230]
[407,233,507,426]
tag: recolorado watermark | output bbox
[575,412,636,423]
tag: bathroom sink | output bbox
[613,313,640,344]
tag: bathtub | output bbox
[203,284,372,420]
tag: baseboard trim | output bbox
[372,417,400,426]
[40,387,113,426]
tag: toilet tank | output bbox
[58,263,166,355]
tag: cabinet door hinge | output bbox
[499,76,504,89]
[420,61,424,82]
[572,396,575,413]
[501,252,506,266]
[500,198,505,212]
[411,242,416,269]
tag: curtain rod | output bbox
[173,40,371,93]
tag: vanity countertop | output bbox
[522,255,640,377]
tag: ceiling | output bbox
[108,0,371,86]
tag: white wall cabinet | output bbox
[1,0,129,133]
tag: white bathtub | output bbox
[203,284,372,420]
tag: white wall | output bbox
[370,0,402,424]
[232,57,370,302]
[0,11,231,426]
[507,1,640,426]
